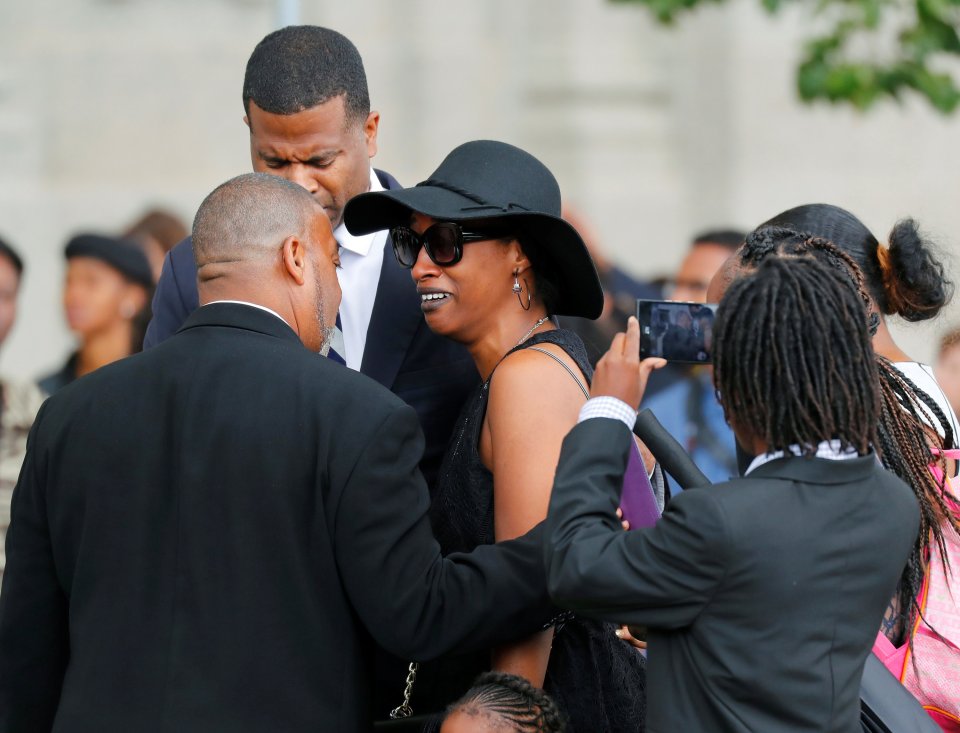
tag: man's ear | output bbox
[363,111,380,158]
[281,235,307,286]
[243,114,251,131]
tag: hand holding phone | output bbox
[591,317,666,409]
[636,299,719,364]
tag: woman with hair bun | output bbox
[724,224,960,644]
[721,211,960,727]
[760,204,959,444]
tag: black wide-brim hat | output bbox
[344,140,603,319]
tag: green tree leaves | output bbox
[614,0,960,112]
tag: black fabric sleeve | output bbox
[331,402,552,661]
[544,418,728,629]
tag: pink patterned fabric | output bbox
[873,449,960,731]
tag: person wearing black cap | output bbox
[38,233,154,395]
[344,140,652,732]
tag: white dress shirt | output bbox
[578,396,637,429]
[205,300,289,327]
[331,168,388,371]
[744,439,859,475]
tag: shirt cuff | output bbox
[577,396,638,431]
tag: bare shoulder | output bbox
[487,343,588,425]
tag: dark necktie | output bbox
[328,311,346,365]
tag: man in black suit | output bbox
[0,173,551,733]
[544,257,920,732]
[144,25,477,491]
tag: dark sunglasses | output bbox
[389,222,507,268]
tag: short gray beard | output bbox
[314,265,335,357]
[318,326,334,357]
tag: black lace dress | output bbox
[414,329,647,733]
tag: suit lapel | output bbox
[360,237,422,388]
[359,169,422,389]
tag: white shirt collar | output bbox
[332,168,384,257]
[204,300,289,327]
[745,439,859,475]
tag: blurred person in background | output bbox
[935,326,960,419]
[558,206,660,365]
[641,229,744,486]
[122,208,188,283]
[38,234,153,395]
[0,235,45,580]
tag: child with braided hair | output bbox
[709,223,960,727]
[719,219,960,650]
[440,672,567,733]
[757,204,959,448]
[544,257,919,731]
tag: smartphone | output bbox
[636,299,719,364]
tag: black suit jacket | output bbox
[545,419,919,733]
[0,304,551,733]
[142,169,478,490]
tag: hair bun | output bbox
[881,218,953,322]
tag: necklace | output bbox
[517,316,549,346]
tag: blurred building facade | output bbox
[0,0,957,379]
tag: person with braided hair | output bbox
[716,225,960,648]
[756,204,959,448]
[545,257,919,732]
[710,225,960,726]
[440,672,567,733]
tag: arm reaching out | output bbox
[543,319,726,629]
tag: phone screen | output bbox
[636,299,719,364]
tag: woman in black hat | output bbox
[345,141,652,732]
[39,233,154,395]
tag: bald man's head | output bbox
[193,172,324,271]
[191,172,342,354]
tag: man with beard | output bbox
[0,174,552,733]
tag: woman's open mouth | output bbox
[419,290,452,311]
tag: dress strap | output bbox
[526,346,590,399]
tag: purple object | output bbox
[619,441,661,529]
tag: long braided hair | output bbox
[738,227,960,641]
[714,255,879,459]
[444,672,567,732]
